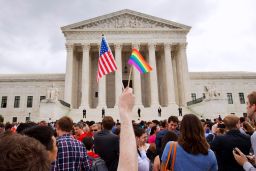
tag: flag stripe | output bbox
[128,48,152,74]
[96,36,117,82]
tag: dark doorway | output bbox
[12,117,17,123]
[122,80,133,88]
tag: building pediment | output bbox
[61,9,190,31]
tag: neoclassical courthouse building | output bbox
[1,9,256,122]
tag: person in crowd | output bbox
[16,122,37,134]
[117,87,138,171]
[233,91,256,171]
[0,133,51,171]
[91,123,100,135]
[242,121,255,136]
[148,125,157,144]
[74,122,91,141]
[94,116,119,171]
[82,137,99,159]
[52,116,91,171]
[0,122,4,134]
[135,126,151,171]
[153,131,178,171]
[211,114,251,171]
[155,116,179,155]
[22,125,58,162]
[161,114,218,171]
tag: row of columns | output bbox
[64,42,189,109]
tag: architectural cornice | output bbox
[190,72,256,80]
[0,74,65,82]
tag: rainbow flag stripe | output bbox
[128,48,152,74]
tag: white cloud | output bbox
[0,0,255,73]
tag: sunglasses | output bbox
[92,129,98,132]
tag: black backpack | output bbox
[90,157,108,171]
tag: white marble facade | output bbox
[0,9,256,122]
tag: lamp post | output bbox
[28,112,31,121]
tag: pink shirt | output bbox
[148,134,156,143]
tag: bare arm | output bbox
[117,88,138,171]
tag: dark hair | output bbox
[4,122,13,130]
[152,120,160,125]
[248,91,256,105]
[16,122,37,134]
[240,117,245,123]
[57,116,73,132]
[23,126,54,151]
[168,116,179,124]
[150,126,157,135]
[178,114,209,155]
[134,126,146,137]
[82,137,94,150]
[74,123,84,129]
[102,116,114,130]
[160,131,178,158]
[0,134,50,171]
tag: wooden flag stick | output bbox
[127,67,133,88]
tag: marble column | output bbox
[80,44,90,109]
[64,43,74,106]
[148,43,159,107]
[132,44,143,107]
[164,43,176,105]
[176,43,190,106]
[114,44,123,107]
[97,44,107,108]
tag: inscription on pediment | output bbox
[72,14,180,29]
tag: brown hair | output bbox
[56,116,73,132]
[178,114,209,155]
[223,114,239,130]
[0,134,50,171]
[102,116,115,130]
[248,91,256,105]
[168,116,179,123]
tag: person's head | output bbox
[160,131,178,155]
[56,116,73,136]
[247,92,256,120]
[102,116,115,130]
[16,122,37,134]
[91,124,99,134]
[0,134,50,171]
[0,122,4,133]
[167,116,179,131]
[243,121,254,134]
[73,123,84,136]
[134,126,147,146]
[223,114,240,131]
[178,114,209,155]
[22,125,57,162]
[82,137,94,151]
[150,126,157,135]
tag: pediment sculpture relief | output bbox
[72,14,180,29]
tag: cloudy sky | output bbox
[0,0,255,74]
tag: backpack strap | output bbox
[170,142,177,170]
[164,142,174,171]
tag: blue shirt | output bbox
[52,134,91,171]
[161,141,218,171]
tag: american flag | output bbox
[97,36,117,82]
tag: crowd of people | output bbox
[0,90,256,171]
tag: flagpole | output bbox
[127,66,133,88]
[102,33,125,91]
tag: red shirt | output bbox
[77,132,93,141]
[87,151,99,158]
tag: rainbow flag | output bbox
[128,48,152,74]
